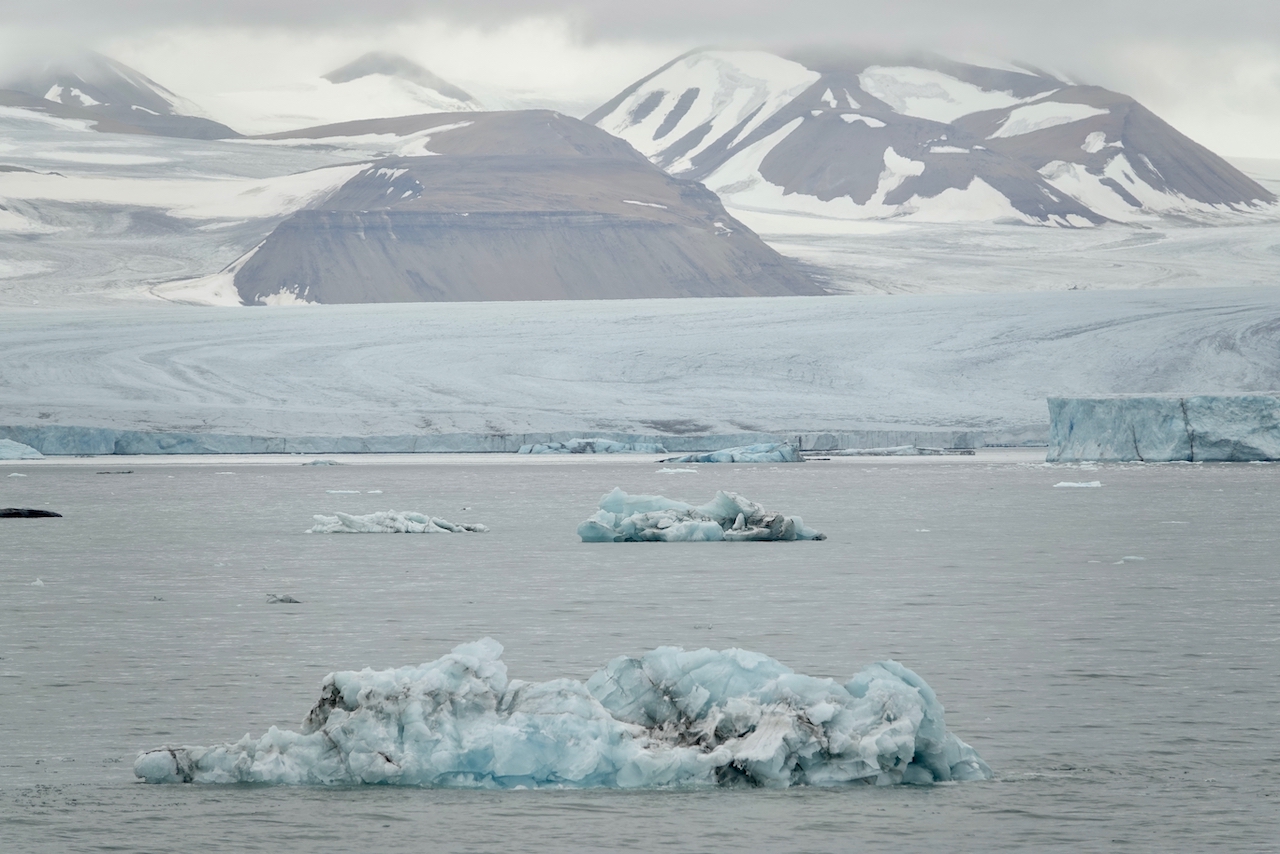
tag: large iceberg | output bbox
[578,487,825,542]
[308,511,488,533]
[518,438,668,454]
[1048,394,1280,461]
[661,443,802,463]
[0,439,42,460]
[134,638,990,788]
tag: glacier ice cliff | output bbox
[1048,394,1280,461]
[308,511,488,534]
[518,438,668,454]
[134,638,990,788]
[661,443,802,463]
[578,487,825,542]
[0,439,42,460]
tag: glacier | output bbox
[1048,394,1280,461]
[134,638,990,788]
[577,487,825,542]
[308,511,488,534]
[661,443,803,464]
[0,438,42,460]
[518,438,668,455]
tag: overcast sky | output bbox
[3,0,1279,157]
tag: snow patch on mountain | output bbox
[594,50,819,171]
[857,66,1026,123]
[989,101,1110,139]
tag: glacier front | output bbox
[577,487,825,542]
[518,438,668,454]
[0,439,42,460]
[661,443,802,463]
[134,638,990,788]
[1048,394,1280,461]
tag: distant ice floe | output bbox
[134,637,990,788]
[662,443,801,463]
[518,438,667,454]
[1053,481,1101,488]
[308,511,488,534]
[0,439,43,460]
[578,487,825,542]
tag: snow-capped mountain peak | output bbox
[323,52,476,104]
[591,48,1275,228]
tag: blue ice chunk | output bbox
[578,487,825,542]
[135,639,990,788]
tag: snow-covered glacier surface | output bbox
[578,488,826,542]
[308,511,488,534]
[1048,394,1280,461]
[663,443,802,463]
[134,638,989,788]
[518,439,668,455]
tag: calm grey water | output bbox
[2,454,1277,852]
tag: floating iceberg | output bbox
[577,487,825,542]
[1053,481,1101,488]
[518,438,668,454]
[308,510,488,534]
[134,638,990,788]
[1048,394,1280,462]
[661,443,802,463]
[0,439,42,460]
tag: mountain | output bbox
[323,52,476,104]
[203,52,481,135]
[587,49,1275,227]
[0,52,239,139]
[231,110,821,304]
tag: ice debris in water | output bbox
[134,638,990,788]
[1053,481,1102,488]
[518,439,668,454]
[578,488,825,542]
[662,443,802,463]
[308,511,488,534]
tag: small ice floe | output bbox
[304,460,342,466]
[325,490,361,494]
[366,490,383,494]
[661,443,801,464]
[578,488,824,542]
[31,578,44,587]
[133,638,990,788]
[266,594,301,604]
[308,511,489,534]
[656,468,697,474]
[1113,556,1146,564]
[7,473,27,477]
[1053,481,1102,488]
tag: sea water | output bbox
[1,452,1276,851]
